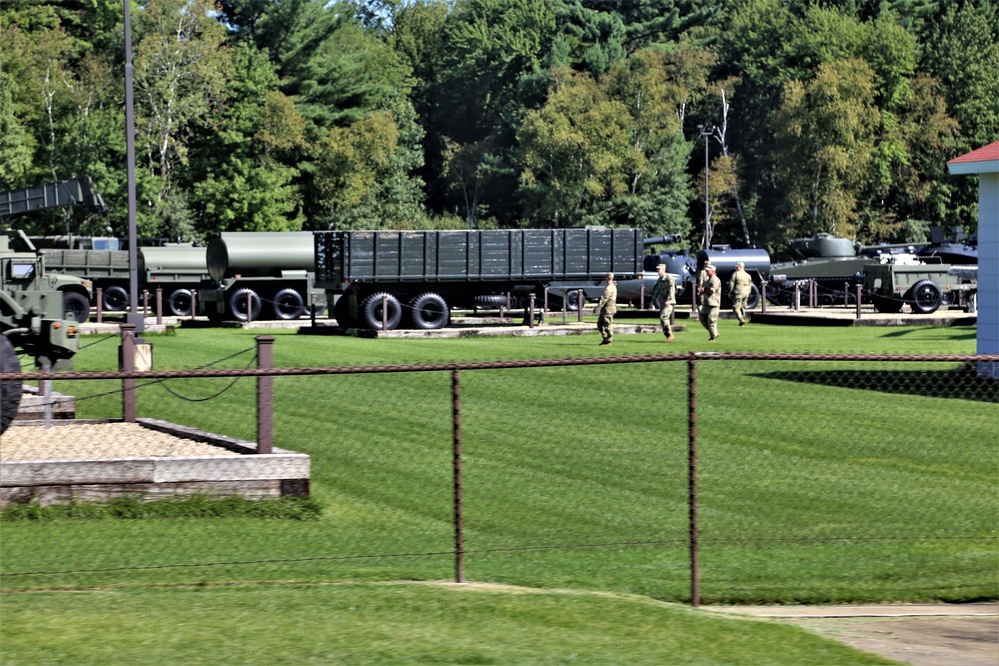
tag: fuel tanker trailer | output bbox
[198,232,326,322]
[137,245,210,316]
[314,228,644,330]
[693,245,771,309]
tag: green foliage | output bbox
[1,495,323,522]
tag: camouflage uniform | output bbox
[596,274,617,345]
[699,272,722,341]
[728,266,753,325]
[650,266,676,340]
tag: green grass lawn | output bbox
[1,318,994,664]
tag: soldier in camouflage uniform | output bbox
[596,272,617,345]
[650,263,676,341]
[728,261,753,326]
[698,265,722,341]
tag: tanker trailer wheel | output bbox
[273,288,306,320]
[361,292,402,330]
[409,292,449,330]
[746,284,761,310]
[1,335,23,435]
[908,279,942,314]
[102,285,130,311]
[166,288,194,316]
[228,288,262,322]
[62,291,91,323]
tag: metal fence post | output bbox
[381,294,388,330]
[688,353,700,607]
[120,323,136,422]
[855,284,863,319]
[156,287,163,325]
[191,291,197,321]
[96,288,103,323]
[528,293,536,328]
[577,289,584,324]
[256,336,274,454]
[143,289,149,317]
[452,368,465,583]
[310,293,317,327]
[760,283,767,314]
[247,291,254,324]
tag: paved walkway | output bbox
[701,604,999,666]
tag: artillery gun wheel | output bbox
[167,289,194,316]
[1,335,23,435]
[273,288,306,320]
[908,279,942,315]
[103,285,129,311]
[62,291,91,323]
[227,288,262,322]
[361,292,402,330]
[409,292,449,330]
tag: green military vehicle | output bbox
[2,230,94,323]
[1,233,82,433]
[863,257,977,315]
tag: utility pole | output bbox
[698,125,713,250]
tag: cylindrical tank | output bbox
[138,246,208,276]
[696,246,771,279]
[206,232,315,283]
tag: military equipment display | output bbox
[864,258,977,315]
[314,228,644,330]
[1,232,81,434]
[198,232,326,322]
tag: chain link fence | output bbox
[2,342,997,605]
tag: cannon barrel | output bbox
[206,232,315,283]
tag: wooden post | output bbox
[256,336,274,454]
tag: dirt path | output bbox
[702,604,999,666]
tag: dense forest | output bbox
[2,0,997,257]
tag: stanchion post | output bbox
[156,287,163,325]
[381,293,388,330]
[452,368,465,583]
[256,336,274,454]
[760,282,767,314]
[96,288,103,323]
[120,323,136,422]
[577,289,584,323]
[855,284,863,319]
[687,354,699,607]
[528,293,536,328]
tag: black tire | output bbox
[473,294,509,308]
[409,292,449,330]
[62,291,91,323]
[1,335,23,435]
[332,294,358,327]
[939,290,955,307]
[746,284,761,310]
[273,288,306,320]
[361,292,402,330]
[227,288,262,322]
[908,279,942,315]
[166,288,194,316]
[102,285,129,311]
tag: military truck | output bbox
[198,232,326,322]
[1,230,94,323]
[864,257,977,315]
[314,228,644,330]
[1,178,104,323]
[1,233,81,434]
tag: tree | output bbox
[771,59,881,242]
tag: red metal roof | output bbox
[948,141,999,165]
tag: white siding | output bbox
[977,172,999,378]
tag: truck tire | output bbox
[228,288,262,322]
[167,288,194,316]
[409,292,449,330]
[332,294,358,327]
[1,335,23,435]
[474,294,509,308]
[273,288,306,320]
[746,284,761,310]
[908,279,942,314]
[62,291,91,323]
[103,285,129,311]
[361,292,402,330]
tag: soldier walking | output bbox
[729,261,753,326]
[651,263,676,341]
[596,272,617,345]
[698,265,721,341]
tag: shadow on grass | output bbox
[751,364,998,403]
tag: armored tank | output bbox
[767,233,924,306]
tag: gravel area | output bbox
[1,422,240,461]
